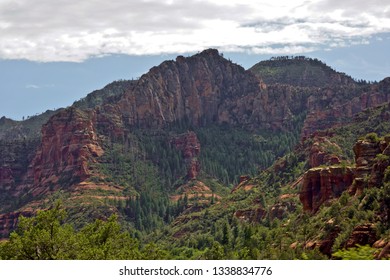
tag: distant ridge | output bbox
[249,56,356,87]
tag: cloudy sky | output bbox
[1,0,390,120]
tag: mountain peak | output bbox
[118,48,260,128]
[197,48,220,57]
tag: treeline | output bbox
[270,56,313,61]
[0,202,168,260]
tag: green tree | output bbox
[141,242,170,260]
[333,245,378,260]
[77,215,141,260]
[203,241,225,260]
[0,201,77,260]
[0,202,143,260]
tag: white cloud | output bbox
[25,84,39,89]
[0,0,389,62]
[25,84,55,90]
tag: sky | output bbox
[0,0,389,120]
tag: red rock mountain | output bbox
[1,49,390,240]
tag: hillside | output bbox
[0,49,389,259]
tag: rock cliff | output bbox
[302,83,390,138]
[171,131,201,179]
[114,49,310,131]
[308,135,342,168]
[20,107,104,197]
[300,134,390,213]
[300,166,355,212]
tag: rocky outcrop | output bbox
[303,226,341,257]
[231,175,255,193]
[269,200,297,220]
[22,108,104,196]
[350,137,390,194]
[171,180,213,199]
[300,134,390,212]
[374,240,390,259]
[351,139,382,194]
[345,224,377,248]
[300,166,355,212]
[171,131,201,179]
[233,207,266,223]
[308,136,342,168]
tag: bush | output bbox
[333,245,378,260]
[365,132,380,143]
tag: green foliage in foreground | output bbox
[333,245,379,260]
[0,202,168,260]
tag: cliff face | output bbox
[352,139,382,194]
[118,49,260,128]
[21,108,104,197]
[0,138,39,206]
[308,135,342,168]
[302,84,390,138]
[300,134,390,213]
[115,49,310,131]
[300,166,355,212]
[353,136,390,192]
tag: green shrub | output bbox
[365,132,380,143]
[333,245,378,260]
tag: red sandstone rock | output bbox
[23,108,104,196]
[171,131,201,179]
[302,83,390,139]
[231,175,254,193]
[308,136,342,168]
[351,140,383,194]
[233,207,266,223]
[318,227,341,257]
[269,201,297,220]
[345,224,377,248]
[300,166,355,213]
